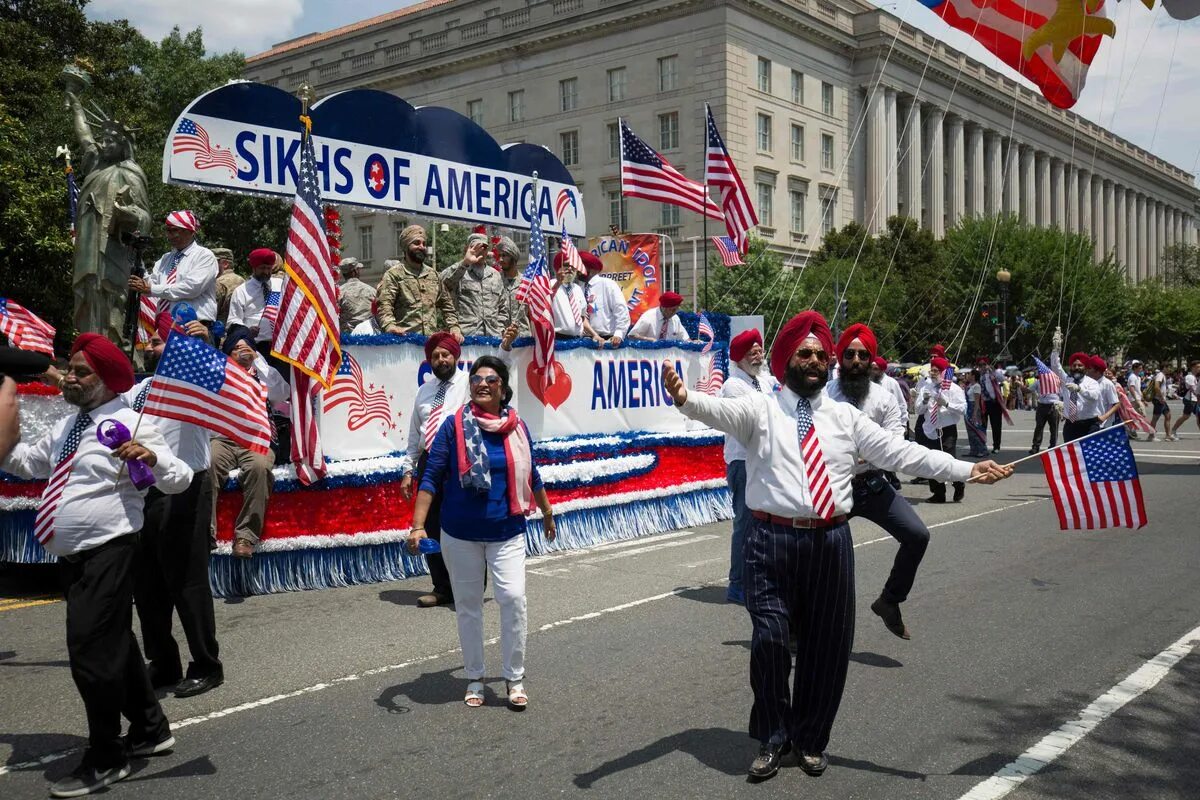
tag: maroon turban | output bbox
[71,333,135,393]
[872,356,889,371]
[930,344,946,358]
[770,311,833,383]
[249,248,277,268]
[424,331,461,363]
[154,311,173,343]
[1068,351,1090,368]
[729,329,763,363]
[975,355,990,365]
[930,356,950,371]
[659,292,683,309]
[1090,355,1107,372]
[580,251,604,275]
[836,323,877,362]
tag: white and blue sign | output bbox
[163,83,586,236]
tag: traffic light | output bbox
[980,301,999,325]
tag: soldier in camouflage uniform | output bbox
[212,248,244,325]
[440,233,505,337]
[496,236,530,348]
[376,225,462,340]
[337,257,377,334]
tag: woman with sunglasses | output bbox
[407,355,555,709]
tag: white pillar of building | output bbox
[1036,153,1051,227]
[947,116,966,224]
[865,87,887,234]
[1175,208,1185,251]
[1052,159,1066,228]
[1066,166,1079,232]
[1126,188,1137,275]
[1153,201,1165,277]
[1103,180,1116,258]
[1020,146,1036,225]
[1091,176,1103,262]
[985,132,1003,216]
[902,99,922,223]
[926,108,945,237]
[967,125,985,216]
[1114,187,1126,274]
[884,88,899,223]
[1136,194,1148,281]
[1004,141,1020,216]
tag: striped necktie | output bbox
[34,412,93,545]
[796,398,835,520]
[928,387,939,427]
[566,286,582,330]
[751,376,760,391]
[133,382,151,413]
[659,315,669,340]
[1066,386,1079,422]
[423,380,450,453]
[159,249,185,312]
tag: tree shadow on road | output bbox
[573,727,747,787]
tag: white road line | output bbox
[956,622,1200,800]
[853,499,1043,550]
[581,534,718,563]
[525,530,696,565]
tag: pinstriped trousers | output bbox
[744,518,855,753]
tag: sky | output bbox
[86,0,1198,177]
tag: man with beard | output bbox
[400,332,470,607]
[827,324,929,639]
[227,248,284,356]
[719,329,778,605]
[579,251,630,346]
[662,312,1011,782]
[1051,347,1104,442]
[4,334,193,797]
[915,357,968,503]
[376,225,462,341]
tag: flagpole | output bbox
[964,420,1134,483]
[701,103,710,314]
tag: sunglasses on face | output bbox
[842,348,872,362]
[470,374,501,386]
[795,348,829,363]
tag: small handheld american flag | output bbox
[1041,425,1147,530]
[697,312,715,354]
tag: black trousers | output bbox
[61,534,169,769]
[1032,403,1060,449]
[1062,417,1100,443]
[850,474,930,604]
[745,518,854,753]
[984,399,1004,450]
[416,452,453,598]
[135,471,222,680]
[926,427,964,500]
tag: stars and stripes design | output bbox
[694,354,725,395]
[262,288,281,329]
[619,119,722,220]
[1115,385,1155,434]
[704,105,759,254]
[423,379,450,454]
[158,250,184,313]
[796,397,835,520]
[0,298,55,356]
[516,205,557,391]
[173,118,240,173]
[136,295,157,347]
[144,332,272,456]
[324,353,394,432]
[1041,426,1147,530]
[929,365,954,427]
[711,235,745,266]
[67,166,79,240]
[697,312,715,354]
[559,224,585,273]
[1033,356,1061,396]
[33,411,92,545]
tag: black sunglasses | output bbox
[842,348,872,362]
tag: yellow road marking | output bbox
[0,596,61,612]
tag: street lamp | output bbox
[996,268,1012,362]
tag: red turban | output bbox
[1067,352,1089,368]
[71,333,134,393]
[975,355,990,365]
[1090,355,1107,372]
[659,292,683,309]
[930,356,950,371]
[836,323,877,362]
[580,252,604,275]
[424,331,461,363]
[729,329,762,363]
[770,311,833,383]
[154,311,173,343]
[930,344,946,358]
[249,248,276,268]
[872,356,889,371]
[551,251,571,271]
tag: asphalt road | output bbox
[2,413,1198,799]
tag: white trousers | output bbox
[441,532,527,682]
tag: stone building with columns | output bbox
[244,0,1198,293]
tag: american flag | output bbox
[324,353,394,431]
[173,118,240,173]
[143,332,272,456]
[559,224,584,273]
[928,366,954,427]
[711,235,744,267]
[135,295,157,348]
[797,396,836,520]
[704,105,759,254]
[695,354,725,395]
[1115,385,1155,434]
[1033,356,1062,397]
[1041,425,1147,530]
[516,205,557,391]
[0,298,55,356]
[619,119,722,219]
[272,119,342,484]
[67,166,79,239]
[262,287,281,330]
[697,312,715,354]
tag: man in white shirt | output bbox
[872,357,908,418]
[130,210,218,323]
[549,252,600,340]
[663,311,1010,782]
[579,251,630,347]
[719,329,777,605]
[227,247,284,352]
[1030,363,1062,454]
[1170,360,1200,438]
[829,324,929,640]
[1092,356,1122,430]
[628,291,689,342]
[400,332,470,607]
[916,357,968,503]
[1051,349,1104,441]
[1145,362,1175,441]
[4,333,193,797]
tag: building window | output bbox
[757,57,771,93]
[821,192,836,236]
[660,203,680,227]
[359,225,374,263]
[822,82,834,116]
[508,90,525,123]
[393,220,410,255]
[791,70,804,105]
[658,55,678,92]
[821,133,834,170]
[757,182,774,228]
[658,112,679,150]
[608,122,621,160]
[757,113,772,152]
[607,190,627,230]
[607,67,627,102]
[560,130,579,166]
[790,124,805,162]
[467,99,483,125]
[559,78,578,112]
[790,188,806,233]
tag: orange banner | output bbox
[587,234,660,324]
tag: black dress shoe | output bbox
[926,495,946,504]
[748,742,791,781]
[147,665,183,690]
[870,597,911,639]
[953,484,965,503]
[798,751,829,776]
[175,672,224,698]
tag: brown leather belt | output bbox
[752,510,848,529]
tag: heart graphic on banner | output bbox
[526,360,572,409]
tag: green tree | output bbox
[701,235,803,338]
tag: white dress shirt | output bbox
[550,282,587,336]
[827,378,906,474]
[679,385,971,519]
[1126,372,1142,401]
[879,373,908,413]
[149,242,219,322]
[1098,377,1121,427]
[720,364,778,464]
[1051,351,1102,418]
[404,368,470,473]
[628,308,690,342]
[914,381,967,439]
[122,378,212,471]
[228,276,285,343]
[1184,373,1198,402]
[2,398,193,557]
[251,354,290,412]
[584,275,631,339]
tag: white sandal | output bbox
[464,681,485,707]
[506,680,528,710]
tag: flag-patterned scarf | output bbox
[454,403,535,516]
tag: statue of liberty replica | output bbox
[63,63,151,345]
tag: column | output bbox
[1004,141,1020,215]
[1153,201,1165,277]
[1020,146,1036,225]
[865,87,887,234]
[1136,194,1147,281]
[1066,165,1078,232]
[1036,153,1051,226]
[1091,176,1103,262]
[1175,209,1185,251]
[1079,169,1092,241]
[902,99,922,223]
[926,108,945,237]
[1114,186,1126,275]
[1052,159,1066,228]
[1103,180,1116,258]
[947,116,966,224]
[1125,188,1137,274]
[967,125,985,216]
[884,88,899,222]
[985,132,1003,216]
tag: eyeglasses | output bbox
[842,348,872,362]
[469,374,501,386]
[795,348,828,363]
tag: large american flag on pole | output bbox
[704,104,759,254]
[1041,425,1147,530]
[620,119,722,220]
[516,204,557,391]
[143,332,272,456]
[0,298,55,356]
